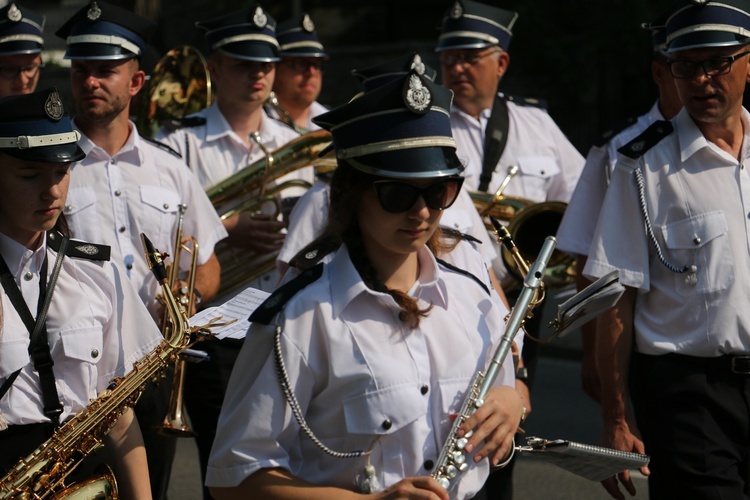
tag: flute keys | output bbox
[437,477,450,489]
[456,437,468,450]
[451,451,465,465]
[446,465,459,478]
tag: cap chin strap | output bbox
[0,130,80,149]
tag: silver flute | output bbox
[431,236,557,491]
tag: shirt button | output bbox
[381,419,392,430]
[693,236,701,245]
[423,460,434,471]
[420,384,429,395]
[126,263,133,270]
[163,203,169,209]
[91,349,99,358]
[118,226,126,233]
[110,159,116,165]
[65,204,73,212]
[24,272,33,281]
[114,190,121,197]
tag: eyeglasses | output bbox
[667,50,750,79]
[438,49,500,67]
[0,62,43,80]
[284,58,323,74]
[373,176,464,213]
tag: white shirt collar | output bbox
[0,231,46,279]
[73,119,144,165]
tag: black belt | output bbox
[643,352,750,375]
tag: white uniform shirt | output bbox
[267,100,327,131]
[585,107,750,356]
[450,100,584,202]
[0,233,162,425]
[277,183,497,271]
[556,101,667,256]
[65,122,227,317]
[156,102,305,190]
[207,244,517,499]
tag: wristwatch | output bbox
[515,366,529,383]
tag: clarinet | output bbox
[431,236,557,491]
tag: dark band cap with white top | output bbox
[196,4,280,62]
[436,0,518,53]
[55,0,156,60]
[313,70,462,179]
[665,0,750,52]
[0,3,44,55]
[0,87,85,163]
[277,13,326,58]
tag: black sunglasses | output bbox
[373,176,464,213]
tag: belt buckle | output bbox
[730,356,750,375]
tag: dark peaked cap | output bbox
[0,3,45,55]
[665,0,750,51]
[436,0,518,52]
[196,4,280,62]
[313,70,462,179]
[0,87,85,163]
[277,13,326,58]
[56,0,156,60]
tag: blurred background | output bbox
[32,0,673,154]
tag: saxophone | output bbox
[431,236,557,491]
[0,234,196,499]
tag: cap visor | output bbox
[436,36,495,52]
[0,41,42,56]
[668,32,750,52]
[218,43,280,62]
[2,144,85,163]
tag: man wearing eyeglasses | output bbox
[585,1,750,498]
[269,13,328,133]
[0,3,44,98]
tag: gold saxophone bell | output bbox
[207,129,335,299]
[469,166,577,290]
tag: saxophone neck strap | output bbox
[479,93,510,193]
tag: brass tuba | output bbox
[470,167,576,289]
[208,129,334,299]
[135,45,213,139]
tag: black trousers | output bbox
[631,352,750,499]
[184,337,244,500]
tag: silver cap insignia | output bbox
[44,90,64,121]
[7,3,21,22]
[87,1,102,21]
[253,6,268,29]
[450,0,463,19]
[410,54,425,76]
[405,73,431,114]
[302,14,315,33]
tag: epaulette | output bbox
[442,227,482,245]
[142,136,182,159]
[163,116,207,131]
[47,231,111,261]
[288,237,341,272]
[500,92,547,110]
[617,120,673,160]
[249,264,324,325]
[594,116,637,148]
[436,258,490,296]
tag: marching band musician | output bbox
[54,2,227,498]
[0,88,160,499]
[156,5,313,497]
[207,69,524,500]
[269,13,328,132]
[0,3,44,98]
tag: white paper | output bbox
[189,286,271,340]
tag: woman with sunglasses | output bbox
[207,71,525,500]
[0,89,161,499]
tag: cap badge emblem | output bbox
[450,0,463,19]
[302,14,315,33]
[44,90,64,121]
[7,3,22,22]
[75,244,99,256]
[410,54,426,76]
[404,73,431,114]
[253,6,268,28]
[87,1,102,21]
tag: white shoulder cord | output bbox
[633,166,697,283]
[272,325,382,492]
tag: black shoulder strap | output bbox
[249,264,325,325]
[436,258,491,296]
[617,120,674,160]
[47,232,110,261]
[142,136,182,159]
[479,93,510,193]
[441,227,482,245]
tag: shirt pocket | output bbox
[342,384,428,436]
[64,186,99,234]
[57,326,104,402]
[661,211,734,295]
[139,185,181,250]
[516,156,560,201]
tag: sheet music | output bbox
[189,286,271,340]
